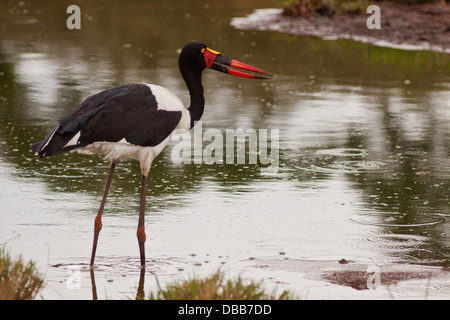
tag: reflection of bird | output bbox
[31,41,270,267]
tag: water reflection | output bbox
[90,267,145,300]
[0,0,449,299]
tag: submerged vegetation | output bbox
[148,270,294,300]
[0,249,44,300]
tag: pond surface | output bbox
[0,0,449,299]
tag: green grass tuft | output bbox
[0,249,44,300]
[149,269,294,300]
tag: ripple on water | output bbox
[309,160,392,174]
[315,148,369,157]
[364,233,429,249]
[349,212,446,228]
[50,253,221,278]
[293,148,394,175]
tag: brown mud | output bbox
[251,258,450,298]
[231,2,450,53]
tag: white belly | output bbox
[74,135,173,176]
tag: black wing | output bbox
[32,83,182,157]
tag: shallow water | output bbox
[0,0,449,299]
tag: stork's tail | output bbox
[31,126,80,157]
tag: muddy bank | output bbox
[231,2,450,53]
[251,258,450,299]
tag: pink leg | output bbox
[137,175,147,266]
[90,162,116,267]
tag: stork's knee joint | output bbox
[137,226,146,243]
[94,215,103,233]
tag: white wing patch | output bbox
[63,131,81,148]
[144,83,191,132]
[145,83,184,111]
[38,126,59,153]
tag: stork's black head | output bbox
[178,41,208,75]
[178,41,271,80]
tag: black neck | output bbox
[182,70,205,129]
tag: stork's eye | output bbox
[201,48,206,53]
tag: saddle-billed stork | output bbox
[31,41,270,267]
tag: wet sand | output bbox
[231,2,450,53]
[250,258,450,299]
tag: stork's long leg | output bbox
[137,174,147,266]
[90,161,116,267]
